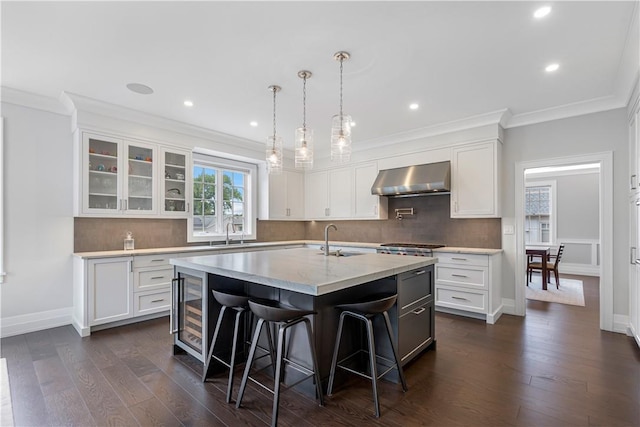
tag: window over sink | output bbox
[188,152,257,243]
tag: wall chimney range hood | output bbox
[371,161,451,197]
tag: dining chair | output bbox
[527,244,565,288]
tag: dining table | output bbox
[526,246,551,290]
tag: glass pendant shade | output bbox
[294,127,314,169]
[266,135,283,174]
[330,113,352,162]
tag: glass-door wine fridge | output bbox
[171,267,209,362]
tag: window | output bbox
[525,181,556,244]
[188,153,257,242]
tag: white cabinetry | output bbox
[434,251,503,324]
[87,257,133,326]
[451,140,502,218]
[160,147,191,217]
[629,198,640,346]
[132,254,174,316]
[269,170,304,219]
[354,163,388,219]
[304,163,387,220]
[78,132,158,216]
[305,168,352,219]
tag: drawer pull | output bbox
[151,298,165,303]
[413,270,426,276]
[451,257,468,261]
[150,259,165,262]
[451,296,469,301]
[451,274,468,278]
[151,276,166,280]
[412,307,426,315]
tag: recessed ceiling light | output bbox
[250,121,258,127]
[126,83,154,95]
[409,103,419,110]
[545,63,559,72]
[534,6,551,19]
[184,100,194,107]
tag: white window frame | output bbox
[0,118,4,283]
[524,179,557,245]
[187,153,258,243]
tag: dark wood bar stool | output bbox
[202,289,275,404]
[236,298,324,427]
[327,293,408,418]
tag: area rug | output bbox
[526,276,585,306]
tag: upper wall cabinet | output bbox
[75,131,190,218]
[269,170,305,220]
[304,163,387,220]
[451,140,502,218]
[160,147,191,217]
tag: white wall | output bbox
[502,109,628,315]
[1,102,75,332]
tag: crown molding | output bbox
[1,86,70,116]
[354,108,509,153]
[504,95,627,129]
[59,91,265,153]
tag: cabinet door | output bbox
[161,147,190,216]
[631,198,640,346]
[354,163,387,218]
[305,171,329,219]
[328,168,353,218]
[83,133,123,214]
[451,141,500,218]
[123,140,157,214]
[269,172,288,219]
[286,171,305,219]
[88,257,133,326]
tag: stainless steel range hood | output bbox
[371,161,451,197]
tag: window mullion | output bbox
[216,169,224,233]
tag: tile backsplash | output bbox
[74,194,500,252]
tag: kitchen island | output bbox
[170,247,437,393]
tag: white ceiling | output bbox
[2,1,638,155]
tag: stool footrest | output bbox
[336,350,399,381]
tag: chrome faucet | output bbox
[226,222,236,245]
[324,224,337,256]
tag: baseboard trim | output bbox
[558,263,600,277]
[501,298,517,316]
[613,314,630,335]
[1,308,73,338]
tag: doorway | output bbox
[514,152,613,331]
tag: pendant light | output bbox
[295,70,314,169]
[331,51,352,163]
[266,85,283,175]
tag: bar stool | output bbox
[327,293,408,418]
[203,289,275,404]
[236,298,324,427]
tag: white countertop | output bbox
[73,240,500,259]
[433,247,503,255]
[171,247,437,296]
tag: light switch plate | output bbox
[503,225,515,235]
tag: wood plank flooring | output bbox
[2,274,639,426]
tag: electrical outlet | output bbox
[503,225,515,235]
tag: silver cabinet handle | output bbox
[186,202,190,213]
[170,278,181,334]
[631,247,637,265]
[151,276,166,280]
[413,270,426,276]
[451,274,468,278]
[412,307,426,315]
[150,259,165,262]
[452,257,468,261]
[632,174,637,190]
[451,296,469,301]
[151,298,165,303]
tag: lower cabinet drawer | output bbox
[398,302,434,362]
[134,289,171,316]
[134,267,173,292]
[436,265,487,289]
[435,287,487,313]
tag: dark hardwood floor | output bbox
[2,274,639,426]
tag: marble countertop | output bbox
[433,247,503,255]
[74,240,500,259]
[171,247,437,296]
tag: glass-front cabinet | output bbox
[161,147,191,217]
[80,132,158,216]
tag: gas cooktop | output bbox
[380,243,445,249]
